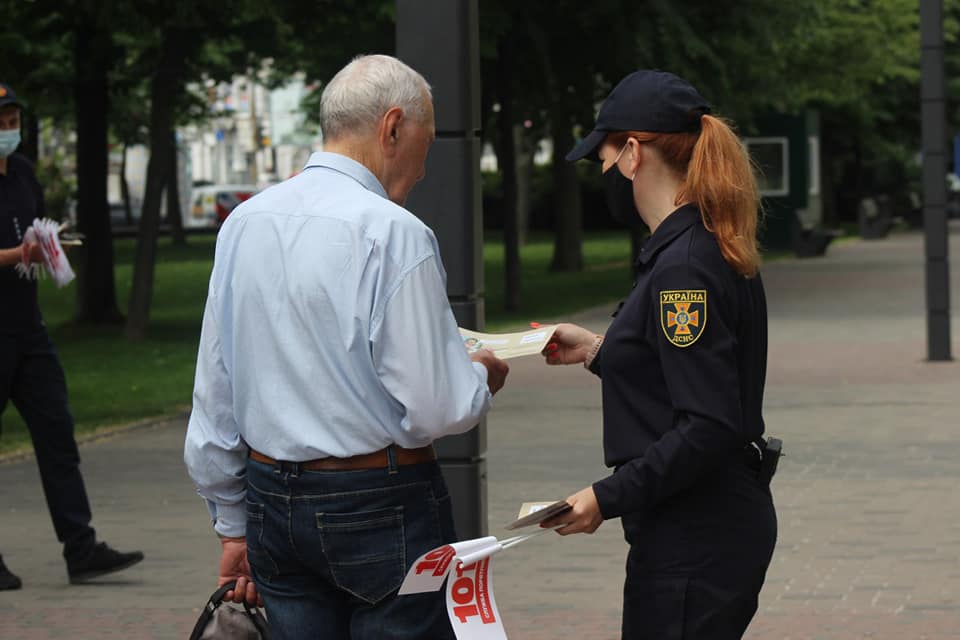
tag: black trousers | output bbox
[620,459,777,640]
[0,327,95,560]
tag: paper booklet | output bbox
[505,500,572,531]
[459,325,557,360]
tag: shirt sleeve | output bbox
[183,289,248,538]
[592,260,746,519]
[371,254,492,443]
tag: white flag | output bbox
[399,529,555,640]
[16,218,75,288]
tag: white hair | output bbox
[320,54,432,141]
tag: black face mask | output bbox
[602,163,642,227]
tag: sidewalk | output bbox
[2,226,960,638]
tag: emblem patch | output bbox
[660,290,707,347]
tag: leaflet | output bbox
[459,325,557,360]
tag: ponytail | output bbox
[681,115,761,277]
[614,115,762,277]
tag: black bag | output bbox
[189,580,271,640]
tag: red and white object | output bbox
[399,529,554,639]
[16,218,75,288]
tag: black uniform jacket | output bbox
[0,153,43,330]
[590,204,768,520]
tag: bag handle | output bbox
[189,580,271,640]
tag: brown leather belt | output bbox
[249,445,436,471]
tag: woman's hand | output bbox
[542,323,600,366]
[541,486,604,535]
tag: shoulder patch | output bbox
[660,290,707,347]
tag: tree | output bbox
[109,68,150,226]
[125,23,190,339]
[2,0,129,324]
[123,0,289,339]
[72,1,124,324]
[495,33,522,310]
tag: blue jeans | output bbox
[245,453,458,640]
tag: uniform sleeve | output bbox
[592,260,746,519]
[183,289,248,538]
[371,254,492,443]
[587,342,604,377]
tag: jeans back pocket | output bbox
[317,505,405,605]
[246,500,279,582]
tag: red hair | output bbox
[609,115,762,277]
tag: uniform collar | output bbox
[303,151,389,200]
[636,203,701,266]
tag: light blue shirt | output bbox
[184,151,492,537]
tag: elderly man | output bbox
[0,83,143,590]
[185,55,509,639]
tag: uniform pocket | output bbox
[317,505,405,605]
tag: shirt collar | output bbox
[636,203,701,266]
[303,151,389,200]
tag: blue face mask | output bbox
[0,129,21,158]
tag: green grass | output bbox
[0,231,637,454]
[484,231,633,330]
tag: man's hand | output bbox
[470,348,509,395]
[0,243,42,267]
[542,323,600,366]
[541,486,604,535]
[218,536,262,607]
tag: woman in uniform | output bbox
[541,70,777,639]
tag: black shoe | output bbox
[0,555,22,591]
[67,542,144,584]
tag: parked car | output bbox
[188,184,257,228]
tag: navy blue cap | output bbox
[0,83,22,110]
[566,70,710,162]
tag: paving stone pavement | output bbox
[2,225,960,638]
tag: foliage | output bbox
[268,0,396,124]
[0,1,75,122]
[0,0,951,320]
[34,149,77,221]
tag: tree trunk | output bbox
[120,141,134,226]
[514,124,533,246]
[526,20,584,272]
[550,114,583,272]
[73,19,122,324]
[497,36,520,312]
[126,27,187,340]
[167,129,186,246]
